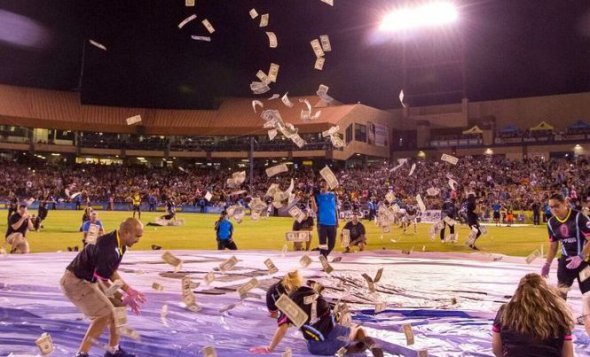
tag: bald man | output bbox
[60,218,146,357]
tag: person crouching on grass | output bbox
[5,202,34,254]
[251,270,383,356]
[60,218,146,357]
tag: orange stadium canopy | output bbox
[0,84,388,136]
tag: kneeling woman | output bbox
[251,271,383,356]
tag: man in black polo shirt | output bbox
[342,212,366,253]
[542,193,590,337]
[60,218,146,357]
[5,202,34,254]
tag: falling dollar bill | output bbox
[399,89,407,108]
[256,70,269,83]
[341,229,350,247]
[259,13,269,27]
[426,187,440,196]
[314,57,325,70]
[205,191,213,201]
[319,255,334,274]
[288,206,306,223]
[232,171,246,185]
[118,326,140,341]
[249,8,259,19]
[178,14,197,29]
[203,346,217,357]
[266,163,288,177]
[275,294,309,328]
[268,63,280,83]
[441,153,459,165]
[310,39,325,58]
[291,134,307,148]
[319,166,339,189]
[385,191,395,204]
[320,0,334,5]
[267,129,278,141]
[204,272,215,285]
[281,93,295,108]
[252,100,264,113]
[162,251,182,268]
[409,163,416,176]
[89,39,107,51]
[322,125,339,138]
[526,249,541,264]
[285,231,311,242]
[219,256,238,272]
[266,32,278,48]
[403,324,415,345]
[237,278,260,299]
[201,19,215,33]
[579,266,590,282]
[362,273,375,293]
[185,0,195,6]
[300,255,312,268]
[416,194,426,213]
[126,115,142,126]
[85,223,99,245]
[335,347,347,357]
[35,332,54,355]
[103,279,124,298]
[191,35,211,42]
[373,268,384,283]
[264,258,279,274]
[319,34,332,52]
[114,307,128,327]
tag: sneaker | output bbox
[75,353,89,357]
[104,346,135,357]
[370,347,384,357]
[151,244,162,250]
[469,244,480,251]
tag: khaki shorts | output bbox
[60,270,114,320]
[6,232,23,245]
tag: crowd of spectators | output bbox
[0,156,588,217]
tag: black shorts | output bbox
[493,212,500,219]
[557,257,590,294]
[133,205,141,212]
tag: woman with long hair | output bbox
[492,273,575,357]
[253,270,383,356]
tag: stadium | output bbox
[1,1,590,356]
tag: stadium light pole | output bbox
[379,2,462,107]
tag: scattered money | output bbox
[252,100,264,114]
[85,223,99,245]
[300,255,312,268]
[268,63,280,83]
[162,251,182,268]
[178,14,197,29]
[205,191,213,201]
[288,206,306,223]
[266,163,288,177]
[250,81,271,95]
[374,268,384,283]
[237,278,259,299]
[375,302,387,314]
[203,346,217,357]
[268,93,280,100]
[316,84,334,103]
[314,57,325,70]
[219,303,238,313]
[103,280,124,298]
[322,125,339,138]
[341,229,350,247]
[256,70,270,83]
[319,255,334,274]
[426,187,440,196]
[310,39,325,58]
[35,332,54,355]
[126,115,142,126]
[448,178,458,191]
[114,306,128,327]
[441,153,459,165]
[118,326,140,341]
[281,93,294,108]
[385,191,395,204]
[275,294,309,328]
[319,34,332,52]
[89,39,107,51]
[259,13,269,27]
[416,194,426,213]
[281,347,292,357]
[249,8,259,19]
[362,273,375,293]
[403,324,415,345]
[219,256,238,272]
[285,231,311,242]
[160,304,168,318]
[409,163,416,176]
[268,129,278,141]
[320,0,334,6]
[266,32,278,48]
[204,272,215,285]
[399,89,406,108]
[191,35,211,42]
[264,258,279,274]
[319,166,339,189]
[232,171,247,185]
[152,282,164,291]
[526,249,541,264]
[201,19,215,33]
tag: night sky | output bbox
[0,0,589,110]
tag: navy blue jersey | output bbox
[547,209,590,257]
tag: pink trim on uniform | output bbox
[278,315,289,326]
[492,324,501,333]
[564,334,572,341]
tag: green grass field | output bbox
[0,210,550,256]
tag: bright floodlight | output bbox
[380,2,458,32]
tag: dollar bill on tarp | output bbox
[266,163,288,177]
[275,294,308,328]
[219,256,238,272]
[264,258,279,274]
[35,332,54,355]
[204,272,215,285]
[152,282,164,291]
[441,153,459,165]
[374,302,387,314]
[373,268,384,283]
[403,324,415,345]
[202,346,217,357]
[319,255,333,274]
[361,273,375,293]
[285,231,311,242]
[237,278,259,299]
[162,251,182,270]
[281,347,292,357]
[319,166,338,189]
[300,255,312,268]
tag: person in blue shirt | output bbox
[82,211,105,246]
[492,202,502,226]
[311,180,338,258]
[215,211,237,250]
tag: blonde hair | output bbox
[282,270,303,293]
[501,273,574,340]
